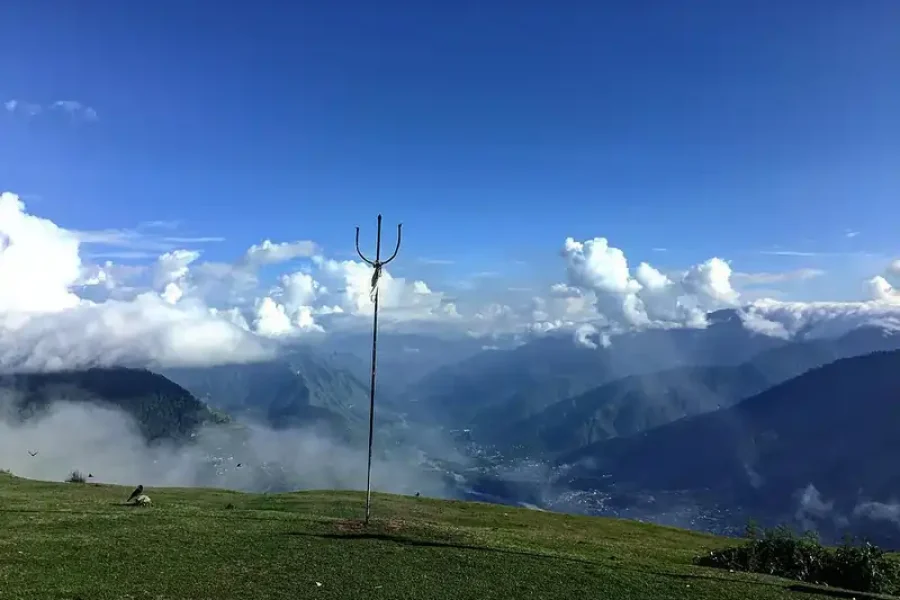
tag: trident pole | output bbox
[355,214,402,524]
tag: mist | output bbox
[0,389,458,500]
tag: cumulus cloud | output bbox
[738,298,900,339]
[241,240,319,268]
[278,271,323,311]
[4,188,900,370]
[0,192,82,313]
[868,276,900,305]
[317,257,460,324]
[153,249,201,291]
[526,284,597,335]
[0,192,272,371]
[77,261,144,291]
[252,295,323,337]
[549,236,900,344]
[0,189,470,369]
[560,237,739,331]
[0,294,274,372]
[889,259,900,277]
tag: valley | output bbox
[5,316,900,549]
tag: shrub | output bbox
[0,468,10,475]
[696,524,900,595]
[832,540,900,594]
[66,470,87,484]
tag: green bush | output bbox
[66,470,86,484]
[696,524,900,595]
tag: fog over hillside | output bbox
[0,387,457,499]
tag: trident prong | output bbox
[355,215,402,267]
[354,213,402,525]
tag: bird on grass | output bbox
[127,484,144,503]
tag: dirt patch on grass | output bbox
[334,518,411,534]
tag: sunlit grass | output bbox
[0,472,861,599]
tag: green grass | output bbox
[0,472,877,600]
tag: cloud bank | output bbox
[0,389,452,498]
[2,190,900,372]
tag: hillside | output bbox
[404,315,787,430]
[0,472,855,600]
[0,367,219,442]
[559,349,900,543]
[163,350,369,438]
[317,332,490,394]
[498,365,773,457]
[494,328,900,457]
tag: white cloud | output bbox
[0,192,271,371]
[253,297,296,337]
[4,99,42,116]
[248,271,328,337]
[560,237,739,330]
[77,261,145,291]
[868,276,900,305]
[888,259,900,277]
[163,236,226,243]
[863,260,900,306]
[732,268,826,286]
[573,323,610,349]
[241,239,319,268]
[4,188,900,370]
[738,298,900,339]
[547,236,900,344]
[1,294,274,372]
[153,250,201,290]
[74,227,223,253]
[4,99,97,121]
[759,250,823,257]
[51,100,98,121]
[278,271,323,311]
[317,258,459,324]
[140,219,181,230]
[0,192,82,313]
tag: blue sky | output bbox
[1,1,898,300]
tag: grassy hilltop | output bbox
[0,472,878,600]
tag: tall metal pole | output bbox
[355,214,402,524]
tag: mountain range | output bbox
[163,348,371,440]
[489,326,900,458]
[4,311,900,545]
[402,309,788,431]
[0,367,223,442]
[557,348,900,543]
